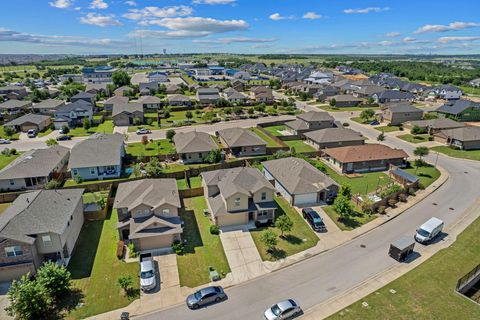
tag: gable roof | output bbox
[112,103,143,117]
[324,144,408,163]
[71,91,95,99]
[0,189,84,244]
[56,100,93,113]
[439,126,480,142]
[297,111,334,122]
[68,133,124,169]
[32,99,65,110]
[0,100,31,109]
[263,157,338,195]
[375,90,415,100]
[385,103,423,113]
[173,131,217,154]
[168,94,190,102]
[436,99,480,115]
[137,95,161,104]
[406,118,466,130]
[104,96,128,105]
[217,127,266,148]
[304,128,365,144]
[4,113,51,126]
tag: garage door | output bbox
[0,264,34,282]
[294,193,318,206]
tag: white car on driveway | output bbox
[140,253,157,292]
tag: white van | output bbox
[415,217,444,244]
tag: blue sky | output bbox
[1,0,479,54]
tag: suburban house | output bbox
[324,144,408,173]
[166,84,180,94]
[32,99,65,115]
[0,146,69,191]
[0,100,32,116]
[115,179,183,251]
[435,99,480,122]
[114,86,134,97]
[263,157,339,206]
[104,96,128,112]
[381,104,423,125]
[168,94,192,106]
[85,83,109,96]
[53,100,93,129]
[0,85,28,100]
[68,133,125,181]
[404,118,466,134]
[304,128,365,150]
[197,87,220,104]
[137,95,162,110]
[201,167,277,227]
[147,71,169,83]
[4,113,52,132]
[217,127,267,157]
[373,90,415,104]
[254,89,274,104]
[174,131,218,164]
[225,90,248,104]
[82,66,115,83]
[231,80,245,92]
[314,86,340,101]
[0,189,84,282]
[469,78,480,87]
[351,85,386,98]
[285,111,336,136]
[112,103,144,126]
[432,85,463,100]
[326,94,363,107]
[70,92,96,105]
[139,82,159,96]
[434,126,480,150]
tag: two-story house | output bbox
[201,167,278,227]
[70,92,96,106]
[432,85,463,100]
[285,111,336,136]
[68,133,125,181]
[196,87,220,105]
[53,100,93,129]
[114,179,183,251]
[381,103,423,125]
[0,189,84,282]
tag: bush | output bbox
[171,240,184,255]
[377,205,386,214]
[209,225,220,235]
[398,193,408,202]
[45,179,61,190]
[10,148,16,155]
[116,240,125,259]
[343,122,350,127]
[127,242,138,258]
[387,198,398,208]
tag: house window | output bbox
[90,168,96,175]
[72,169,78,176]
[257,211,268,217]
[5,246,23,257]
[234,198,241,207]
[42,235,52,247]
[162,208,170,215]
[261,192,267,201]
[9,179,14,186]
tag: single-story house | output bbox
[263,157,339,206]
[0,85,28,99]
[0,189,84,282]
[435,99,480,122]
[0,100,32,115]
[434,126,480,150]
[285,111,336,136]
[4,113,52,132]
[254,90,274,104]
[326,95,363,107]
[304,128,365,150]
[404,118,466,134]
[173,131,218,164]
[217,127,267,156]
[202,167,277,227]
[85,83,109,96]
[168,94,192,106]
[104,96,128,112]
[231,80,245,92]
[381,103,423,125]
[32,99,65,115]
[225,90,248,104]
[114,86,134,97]
[324,144,408,173]
[373,90,415,104]
[115,179,183,251]
[197,87,220,104]
[137,95,161,110]
[139,81,160,96]
[0,145,69,191]
[68,133,125,181]
[165,84,180,94]
[112,103,144,126]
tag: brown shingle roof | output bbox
[324,144,408,163]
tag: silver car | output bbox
[264,299,302,320]
[186,286,226,309]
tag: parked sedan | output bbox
[0,139,11,144]
[136,128,152,135]
[302,208,326,232]
[264,299,302,320]
[56,135,72,141]
[186,286,227,309]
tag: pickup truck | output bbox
[139,253,157,292]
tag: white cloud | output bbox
[125,1,136,6]
[80,13,123,27]
[385,32,400,37]
[193,37,276,44]
[402,37,417,43]
[415,21,480,34]
[343,7,390,14]
[49,0,73,9]
[89,0,108,10]
[302,12,322,20]
[123,6,193,20]
[269,13,294,21]
[437,36,480,43]
[193,0,236,4]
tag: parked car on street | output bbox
[264,299,302,320]
[56,135,72,141]
[415,217,444,244]
[27,129,37,138]
[0,139,11,144]
[186,286,227,309]
[302,208,327,232]
[370,120,380,126]
[136,128,152,135]
[140,253,157,292]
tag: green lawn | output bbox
[0,126,20,140]
[318,105,379,112]
[189,176,202,188]
[328,217,480,320]
[162,162,213,173]
[160,110,204,126]
[323,205,378,231]
[64,177,128,187]
[431,146,480,161]
[176,178,188,190]
[284,140,316,153]
[177,197,231,287]
[126,139,176,156]
[82,191,109,204]
[404,162,441,188]
[69,120,114,137]
[263,125,288,137]
[249,127,284,147]
[68,209,140,319]
[0,153,21,170]
[351,117,376,125]
[37,127,54,138]
[397,134,430,144]
[250,197,319,261]
[374,125,403,133]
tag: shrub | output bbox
[408,187,416,195]
[398,193,408,202]
[209,225,220,235]
[127,242,138,258]
[387,198,398,208]
[343,122,350,127]
[116,240,125,259]
[171,240,184,255]
[377,205,386,214]
[45,179,61,190]
[428,136,434,141]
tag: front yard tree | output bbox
[377,131,385,141]
[339,184,352,199]
[260,229,278,254]
[141,135,149,146]
[166,129,176,141]
[360,109,375,122]
[117,275,133,295]
[6,274,51,320]
[3,126,15,137]
[414,146,429,161]
[329,98,337,107]
[275,215,293,238]
[333,195,354,219]
[61,125,70,134]
[203,149,222,164]
[83,118,91,130]
[185,111,193,120]
[411,125,423,135]
[112,70,131,87]
[35,262,71,300]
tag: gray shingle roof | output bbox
[173,131,218,153]
[0,189,84,244]
[104,96,128,104]
[138,95,161,104]
[297,111,334,122]
[263,157,338,195]
[56,100,93,113]
[304,128,365,144]
[440,126,480,142]
[285,119,309,131]
[217,127,266,148]
[436,99,480,115]
[4,113,51,126]
[168,94,190,102]
[406,118,466,130]
[112,102,143,117]
[375,90,415,100]
[0,100,31,109]
[32,99,65,110]
[385,103,423,113]
[68,133,124,169]
[71,92,95,99]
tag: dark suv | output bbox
[302,208,327,232]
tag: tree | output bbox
[45,179,61,190]
[145,157,163,177]
[45,138,58,146]
[166,129,176,141]
[203,149,222,164]
[367,96,375,104]
[275,215,293,238]
[83,118,91,130]
[61,125,70,134]
[333,195,354,218]
[414,146,429,161]
[35,262,71,300]
[329,98,337,107]
[112,70,131,87]
[6,274,52,320]
[185,111,193,120]
[411,125,424,135]
[3,126,16,137]
[260,229,277,253]
[133,116,142,126]
[359,109,375,122]
[141,135,149,146]
[339,184,352,198]
[377,131,385,141]
[117,275,133,294]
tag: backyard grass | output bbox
[397,134,430,144]
[250,197,319,261]
[322,205,378,231]
[431,146,480,161]
[248,127,283,147]
[67,209,140,319]
[162,162,213,173]
[318,105,379,112]
[328,217,480,320]
[69,120,114,137]
[0,126,20,140]
[263,125,288,137]
[374,125,403,133]
[404,162,441,188]
[126,139,176,156]
[189,176,202,188]
[0,153,21,170]
[284,140,316,153]
[177,197,231,287]
[82,191,109,204]
[176,178,188,190]
[64,177,129,187]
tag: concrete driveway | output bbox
[220,227,268,283]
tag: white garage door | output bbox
[294,193,318,206]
